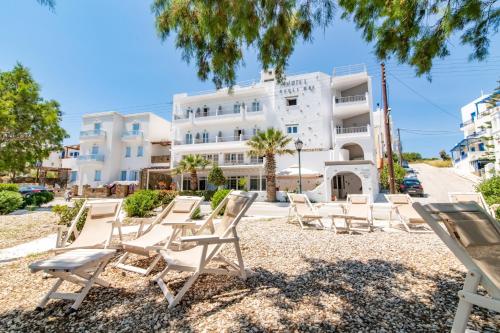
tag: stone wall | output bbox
[82,185,110,198]
[115,184,129,198]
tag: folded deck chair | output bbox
[385,194,431,233]
[29,249,116,314]
[155,190,257,308]
[55,199,123,251]
[287,193,325,229]
[344,194,373,233]
[413,202,500,333]
[115,196,203,275]
[448,192,496,218]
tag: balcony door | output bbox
[91,145,99,155]
[234,129,244,141]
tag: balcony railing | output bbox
[80,129,106,138]
[173,105,264,121]
[177,135,250,145]
[336,126,369,135]
[151,155,170,164]
[122,130,143,139]
[335,94,367,104]
[77,154,104,162]
[332,64,367,77]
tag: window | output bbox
[233,103,241,113]
[286,125,299,134]
[137,145,144,157]
[479,143,485,151]
[94,170,102,181]
[250,156,264,164]
[185,133,193,144]
[70,171,78,182]
[198,177,207,191]
[250,176,266,191]
[224,153,244,165]
[202,132,209,143]
[91,145,99,155]
[286,97,298,106]
[125,146,131,157]
[120,171,127,181]
[226,176,244,190]
[202,154,218,164]
[251,100,260,112]
[129,170,138,181]
[132,123,140,131]
[182,179,190,190]
[94,123,101,130]
[253,127,260,135]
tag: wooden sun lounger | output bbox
[115,196,203,275]
[343,194,373,233]
[287,193,325,229]
[154,190,257,308]
[29,249,116,314]
[385,194,432,233]
[413,202,500,332]
[448,192,496,218]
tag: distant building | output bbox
[451,93,498,177]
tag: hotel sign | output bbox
[278,78,315,95]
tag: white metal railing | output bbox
[122,130,143,139]
[177,135,250,145]
[336,126,369,135]
[194,110,217,118]
[332,64,367,77]
[80,129,106,138]
[335,94,367,104]
[77,154,105,162]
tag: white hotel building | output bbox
[171,65,381,201]
[68,111,171,192]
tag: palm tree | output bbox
[247,128,293,201]
[173,154,209,190]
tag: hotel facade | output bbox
[171,65,383,201]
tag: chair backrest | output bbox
[448,192,488,211]
[287,193,315,215]
[385,194,411,205]
[155,195,203,225]
[214,191,257,237]
[413,202,500,297]
[347,194,370,205]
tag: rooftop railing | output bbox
[332,64,367,77]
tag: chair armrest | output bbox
[145,245,167,251]
[179,235,237,244]
[161,221,198,227]
[55,225,68,248]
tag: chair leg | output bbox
[169,272,200,308]
[144,254,162,276]
[36,278,63,310]
[70,259,109,311]
[233,241,247,280]
[451,270,481,333]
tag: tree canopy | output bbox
[0,63,68,176]
[152,0,499,87]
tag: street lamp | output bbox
[294,138,303,193]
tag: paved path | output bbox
[410,163,476,203]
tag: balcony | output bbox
[151,155,170,164]
[174,135,251,150]
[79,129,106,141]
[336,125,369,136]
[335,94,366,104]
[122,130,143,141]
[77,154,104,165]
[173,105,265,125]
[333,93,369,117]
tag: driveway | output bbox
[410,163,477,203]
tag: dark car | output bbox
[400,178,424,197]
[19,185,53,196]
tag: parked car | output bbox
[401,160,409,168]
[400,178,424,197]
[19,185,53,197]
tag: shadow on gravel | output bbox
[0,258,495,332]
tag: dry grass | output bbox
[418,160,453,168]
[0,211,59,249]
[0,218,497,332]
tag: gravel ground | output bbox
[0,210,59,249]
[0,218,498,332]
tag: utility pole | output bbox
[397,128,403,166]
[381,63,396,194]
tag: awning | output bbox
[277,165,322,178]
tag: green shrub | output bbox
[0,183,19,192]
[191,207,202,220]
[52,199,88,233]
[179,190,215,201]
[379,162,406,191]
[156,190,178,208]
[23,191,54,207]
[476,176,500,216]
[211,189,231,215]
[0,191,23,214]
[124,190,159,217]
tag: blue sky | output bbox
[1,1,499,157]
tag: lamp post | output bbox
[294,138,303,193]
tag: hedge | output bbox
[0,191,23,215]
[23,191,54,207]
[124,190,159,217]
[476,176,500,219]
[0,183,19,192]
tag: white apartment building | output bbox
[451,93,498,177]
[171,64,381,202]
[69,112,171,192]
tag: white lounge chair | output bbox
[413,202,500,333]
[287,193,325,229]
[55,199,123,251]
[448,192,496,218]
[154,190,257,308]
[29,249,116,314]
[115,196,203,275]
[385,194,431,233]
[344,194,373,232]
